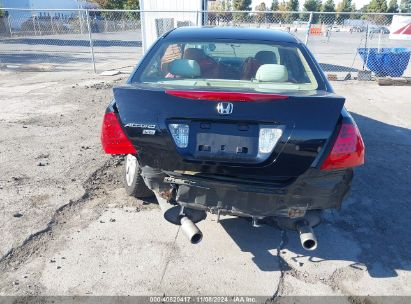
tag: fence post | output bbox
[7,15,12,37]
[85,9,97,73]
[78,7,84,34]
[37,16,42,35]
[50,16,56,35]
[32,15,37,36]
[377,29,382,52]
[304,12,313,45]
[140,6,147,54]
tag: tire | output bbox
[124,154,153,198]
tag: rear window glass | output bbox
[137,41,319,93]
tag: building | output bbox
[140,0,209,52]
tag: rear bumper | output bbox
[141,167,353,218]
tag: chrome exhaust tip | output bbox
[296,220,318,251]
[180,216,203,244]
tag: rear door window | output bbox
[138,41,319,93]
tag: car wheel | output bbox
[124,154,153,198]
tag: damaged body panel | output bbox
[141,168,353,218]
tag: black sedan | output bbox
[101,27,365,250]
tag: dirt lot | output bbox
[0,69,410,301]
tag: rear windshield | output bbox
[136,41,319,93]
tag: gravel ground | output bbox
[0,69,410,301]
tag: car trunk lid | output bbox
[113,84,345,179]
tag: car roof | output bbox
[164,27,300,44]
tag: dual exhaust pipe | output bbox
[180,216,318,251]
[156,191,317,250]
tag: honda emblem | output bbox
[216,102,233,115]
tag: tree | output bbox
[359,4,369,12]
[387,0,399,12]
[123,0,139,10]
[286,0,299,23]
[304,0,322,11]
[287,0,300,11]
[278,0,288,12]
[0,5,8,36]
[320,0,335,23]
[400,0,411,12]
[256,2,268,11]
[336,0,353,12]
[303,0,321,22]
[365,0,390,24]
[233,0,252,10]
[278,0,288,22]
[336,0,354,23]
[91,0,139,20]
[233,0,252,23]
[92,0,123,9]
[271,0,280,10]
[0,2,5,17]
[381,0,388,11]
[91,0,139,10]
[255,2,268,24]
[210,0,231,12]
[277,0,298,23]
[269,0,282,22]
[123,0,140,21]
[367,0,388,12]
[209,0,232,25]
[322,0,335,12]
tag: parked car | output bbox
[351,26,366,32]
[101,27,365,250]
[380,26,390,34]
[327,26,341,32]
[368,26,390,34]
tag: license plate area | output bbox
[195,132,258,161]
[189,121,264,163]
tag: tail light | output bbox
[165,90,288,102]
[320,122,365,170]
[101,112,136,154]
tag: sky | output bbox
[251,0,376,10]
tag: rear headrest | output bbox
[169,59,200,78]
[255,51,277,64]
[255,64,288,82]
[183,48,206,61]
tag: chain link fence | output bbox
[1,8,411,79]
[0,8,144,72]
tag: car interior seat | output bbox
[255,64,288,82]
[168,59,201,78]
[241,51,278,80]
[255,51,278,65]
[241,57,261,80]
[183,48,219,78]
